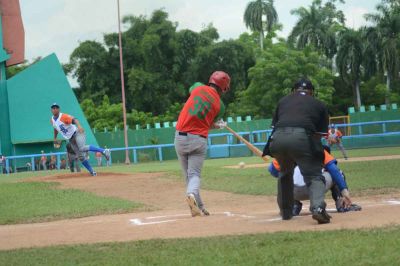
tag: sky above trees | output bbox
[20,0,379,64]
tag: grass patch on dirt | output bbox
[1,226,399,265]
[0,182,142,225]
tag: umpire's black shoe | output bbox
[280,209,293,220]
[312,207,331,224]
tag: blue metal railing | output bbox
[2,120,400,174]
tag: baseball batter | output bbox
[327,124,348,159]
[50,103,110,176]
[175,71,230,217]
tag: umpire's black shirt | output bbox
[272,92,329,133]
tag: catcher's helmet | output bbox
[209,71,231,93]
[322,144,331,154]
[292,78,314,92]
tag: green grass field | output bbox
[0,146,399,225]
[1,226,399,265]
[0,182,142,225]
[0,146,400,263]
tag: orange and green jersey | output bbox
[176,83,225,137]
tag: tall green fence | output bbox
[349,106,400,135]
[94,106,400,163]
[95,119,272,163]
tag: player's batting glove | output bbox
[53,140,62,149]
[214,119,227,129]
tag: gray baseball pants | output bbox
[69,131,89,162]
[336,142,348,159]
[294,172,333,201]
[174,131,207,210]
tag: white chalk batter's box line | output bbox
[129,200,400,226]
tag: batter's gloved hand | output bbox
[53,140,62,149]
[214,119,227,129]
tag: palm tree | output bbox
[336,29,363,108]
[288,1,344,61]
[243,0,278,50]
[365,2,400,104]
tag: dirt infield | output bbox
[1,171,400,251]
[224,154,400,169]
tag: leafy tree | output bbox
[365,1,400,104]
[69,41,117,103]
[231,42,335,118]
[288,0,345,60]
[187,40,256,105]
[336,29,363,108]
[81,95,123,131]
[243,0,278,50]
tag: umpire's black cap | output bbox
[51,103,60,109]
[292,78,314,91]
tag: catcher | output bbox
[268,146,361,216]
[50,103,110,176]
[327,124,348,160]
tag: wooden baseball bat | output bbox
[225,126,269,162]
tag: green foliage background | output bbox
[10,1,400,130]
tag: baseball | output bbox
[238,161,245,169]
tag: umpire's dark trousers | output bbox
[270,127,326,217]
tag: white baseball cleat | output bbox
[103,149,110,161]
[186,194,201,217]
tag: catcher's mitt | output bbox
[54,140,62,149]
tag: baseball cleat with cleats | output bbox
[346,203,362,212]
[91,171,97,176]
[201,208,210,216]
[312,207,331,224]
[186,194,201,217]
[103,149,111,161]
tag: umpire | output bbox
[265,78,330,224]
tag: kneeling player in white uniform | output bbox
[268,146,361,216]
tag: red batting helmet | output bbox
[208,71,231,93]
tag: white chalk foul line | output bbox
[387,200,400,205]
[222,212,256,218]
[129,218,177,226]
[130,200,400,226]
[146,214,191,220]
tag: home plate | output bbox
[386,200,400,205]
[130,218,177,226]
